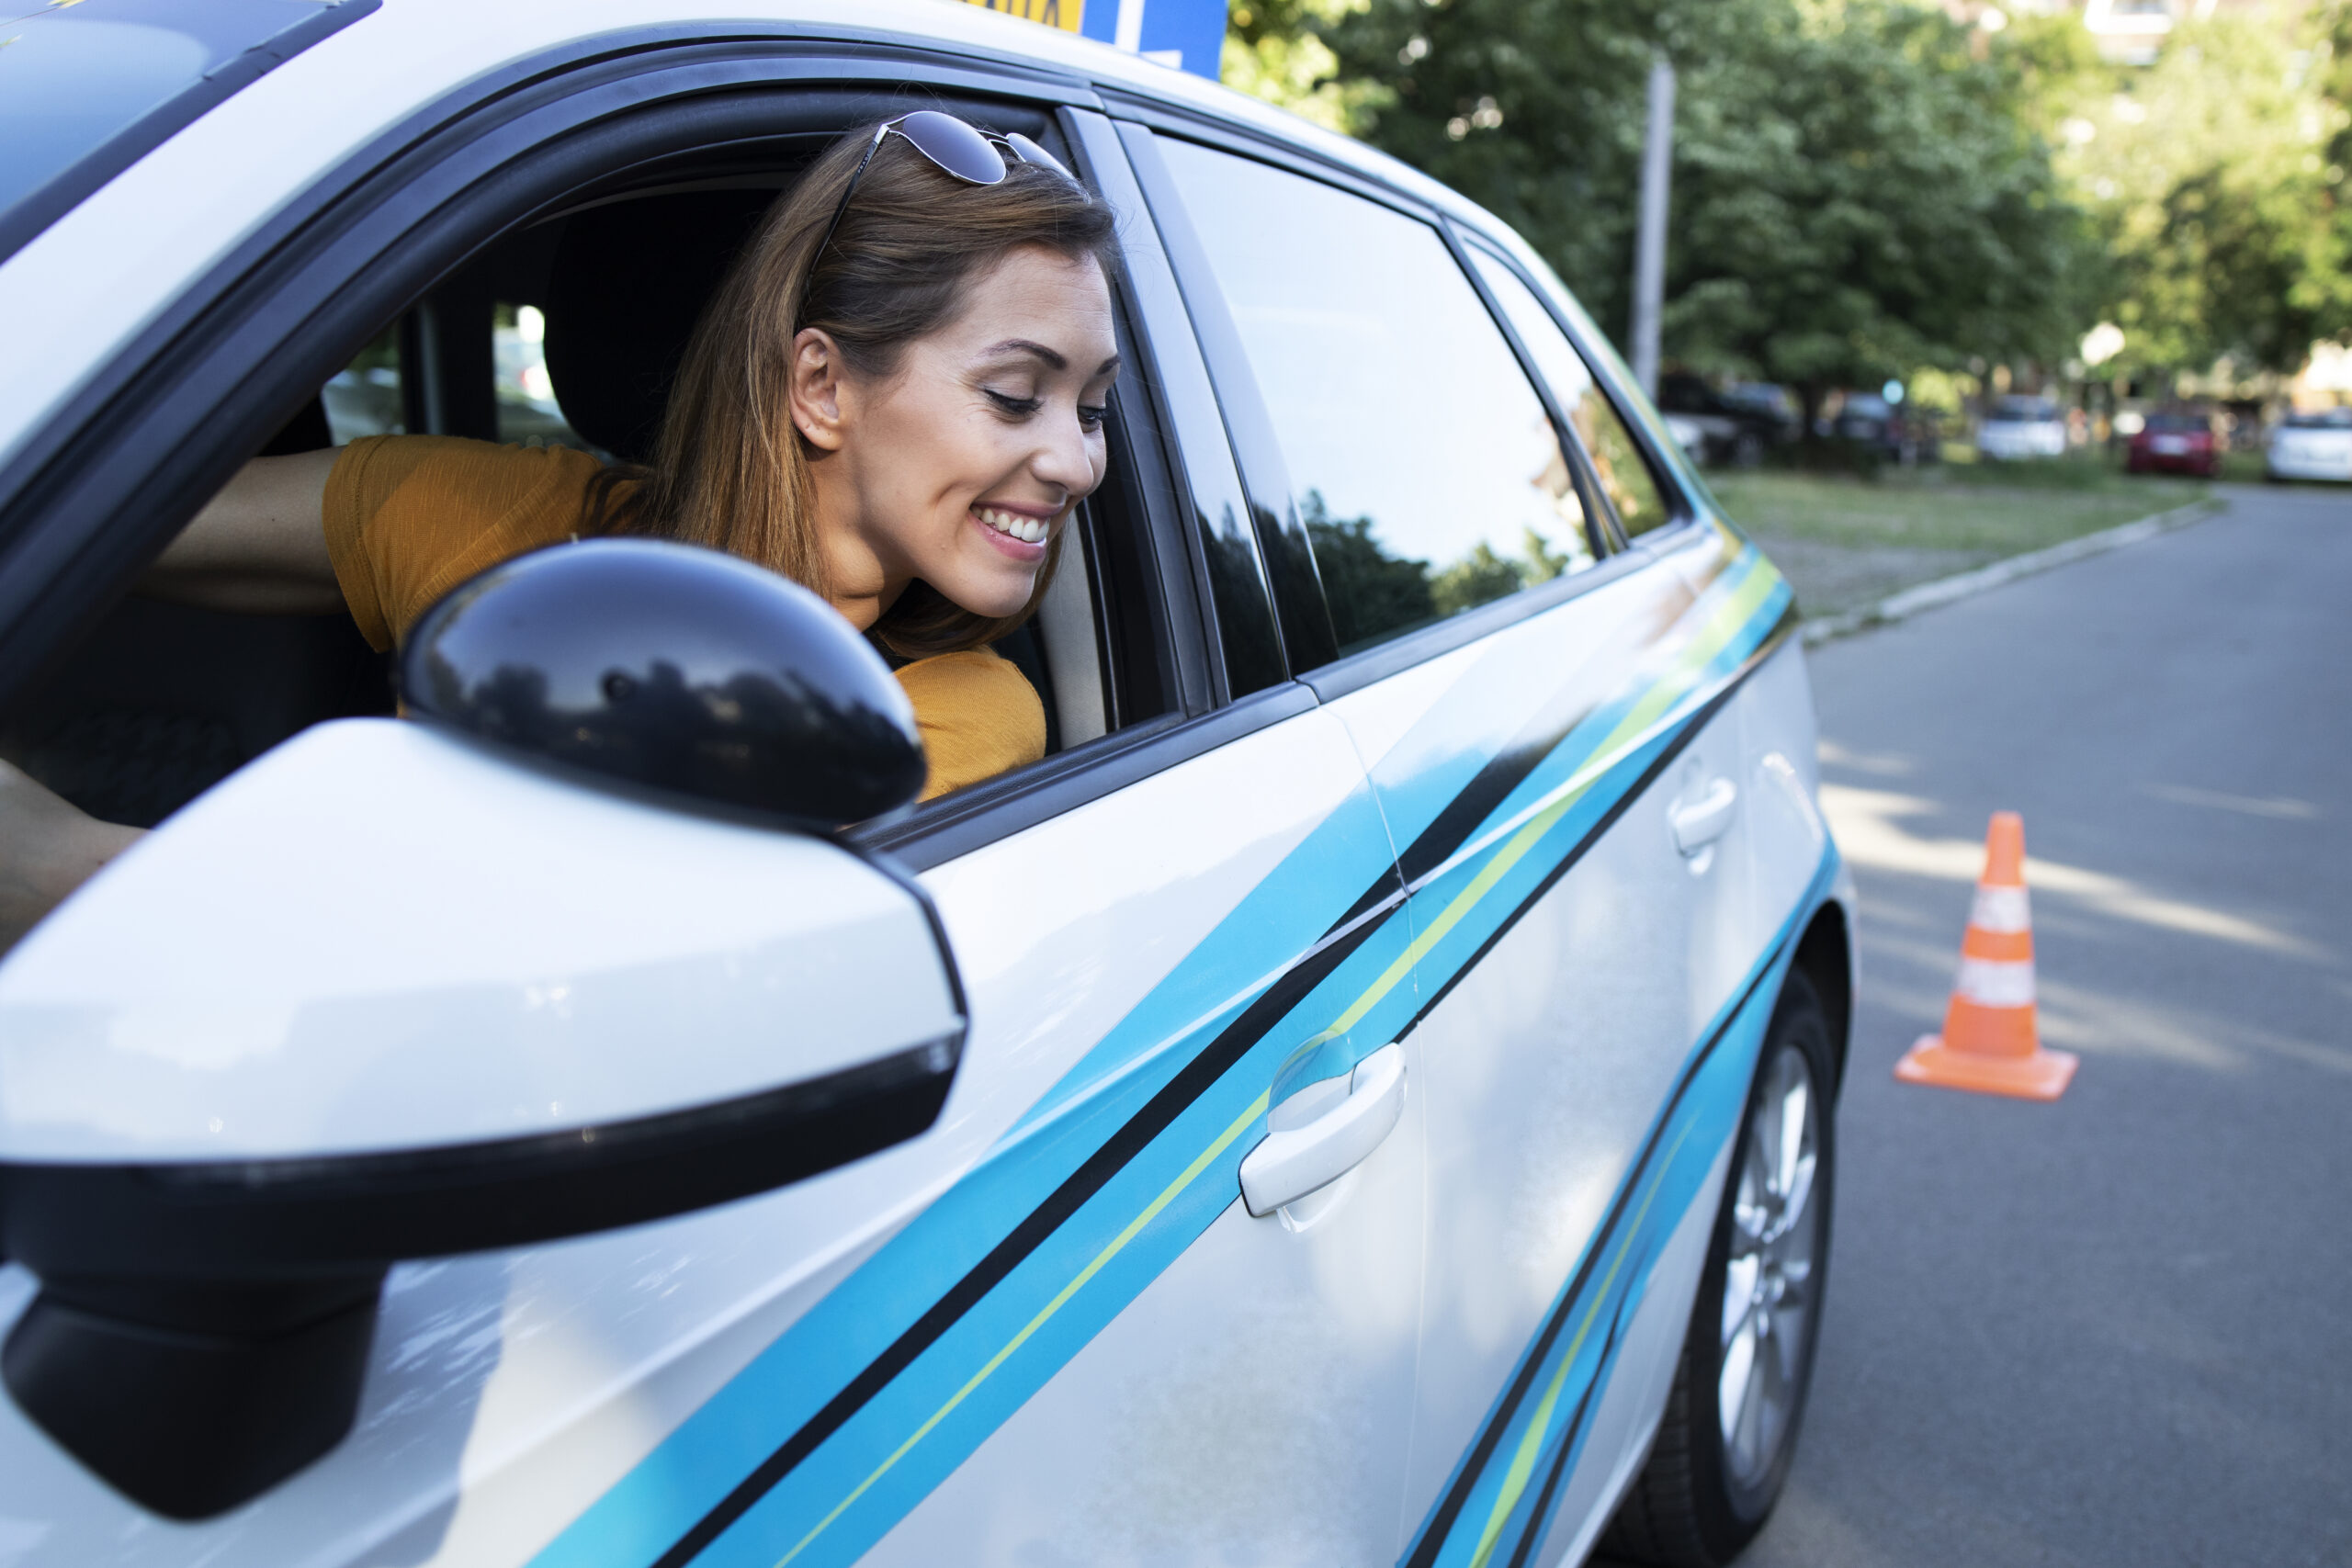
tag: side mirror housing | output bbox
[402,537,928,824]
[0,546,956,1518]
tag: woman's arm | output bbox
[0,760,141,955]
[140,448,344,615]
[2,451,344,951]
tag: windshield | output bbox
[2144,413,2209,434]
[1988,397,2061,422]
[0,0,372,266]
[2286,408,2352,429]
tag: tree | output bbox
[1660,5,2091,420]
[1287,0,2090,424]
[2011,7,2352,378]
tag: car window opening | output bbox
[0,129,1170,853]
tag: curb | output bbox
[1799,496,2223,648]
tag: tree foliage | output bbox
[2009,7,2352,377]
[1273,0,2089,408]
[1230,0,2352,392]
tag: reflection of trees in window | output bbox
[1301,491,1434,650]
[1571,398,1663,535]
[1305,490,1595,650]
[1430,543,1519,618]
[1431,526,1581,617]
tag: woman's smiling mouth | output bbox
[974,504,1053,546]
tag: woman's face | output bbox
[796,245,1119,627]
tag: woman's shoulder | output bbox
[333,434,607,518]
[892,645,1022,688]
[892,647,1044,800]
[325,435,617,650]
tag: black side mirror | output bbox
[402,537,928,824]
[0,542,958,1518]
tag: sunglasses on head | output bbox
[813,110,1077,265]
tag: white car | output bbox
[1976,395,2068,460]
[2267,408,2352,482]
[0,5,1854,1567]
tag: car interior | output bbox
[0,120,1173,833]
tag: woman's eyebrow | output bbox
[982,341,1122,378]
[984,339,1069,370]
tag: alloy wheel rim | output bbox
[1717,1043,1819,1491]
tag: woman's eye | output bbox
[984,389,1042,418]
[1078,404,1109,432]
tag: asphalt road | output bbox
[1739,484,2352,1568]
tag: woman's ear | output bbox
[787,328,849,453]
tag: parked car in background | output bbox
[1656,373,1796,467]
[0,5,1854,1567]
[1818,389,1939,464]
[1976,395,2068,461]
[2266,407,2352,483]
[2126,410,2222,478]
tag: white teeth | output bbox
[978,508,1049,545]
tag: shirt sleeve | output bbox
[322,435,605,650]
[893,649,1046,801]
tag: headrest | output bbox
[543,190,779,464]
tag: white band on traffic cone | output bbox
[1969,885,2031,933]
[1954,955,2036,1009]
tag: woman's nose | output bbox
[1030,410,1095,491]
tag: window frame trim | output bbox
[1066,108,1272,714]
[1116,121,1339,678]
[1451,226,1699,546]
[1439,219,1623,559]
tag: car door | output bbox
[1138,132,1797,1564]
[752,106,1428,1568]
[0,46,1428,1568]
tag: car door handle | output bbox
[1239,1043,1407,1217]
[1669,777,1738,854]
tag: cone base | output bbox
[1895,1034,2077,1101]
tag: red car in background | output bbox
[2126,411,2222,477]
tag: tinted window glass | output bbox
[1464,247,1672,540]
[322,325,405,446]
[1160,141,1596,655]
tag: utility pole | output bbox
[1629,51,1675,400]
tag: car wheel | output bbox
[1732,432,1764,468]
[1600,972,1835,1568]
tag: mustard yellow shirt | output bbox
[322,435,1042,801]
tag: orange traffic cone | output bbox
[1894,811,2077,1101]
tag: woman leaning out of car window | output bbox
[0,113,1125,951]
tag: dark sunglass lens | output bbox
[1005,132,1075,182]
[898,110,1007,185]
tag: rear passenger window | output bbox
[1159,140,1597,656]
[1464,246,1671,538]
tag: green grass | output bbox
[1700,453,2211,618]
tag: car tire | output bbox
[1732,432,1764,469]
[1600,972,1836,1568]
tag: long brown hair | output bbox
[585,120,1121,658]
